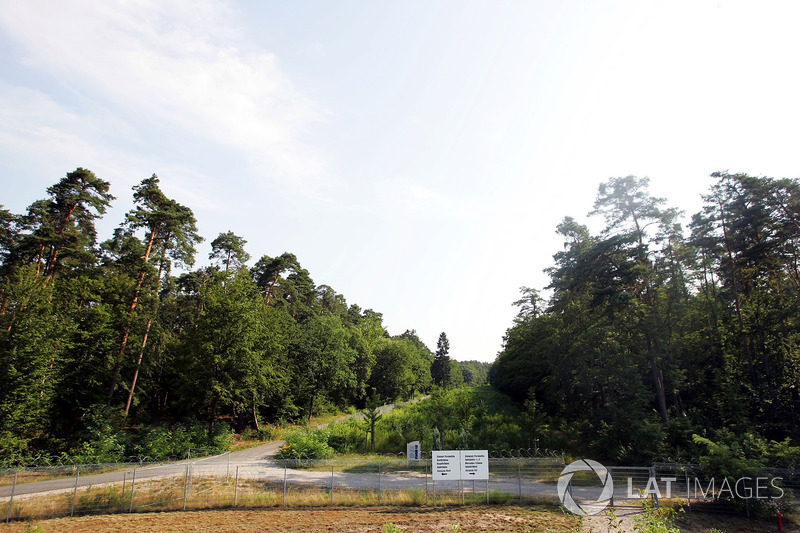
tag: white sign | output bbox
[406,441,421,461]
[432,451,460,480]
[460,450,489,480]
[432,450,490,480]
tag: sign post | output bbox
[432,450,490,504]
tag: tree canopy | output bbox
[491,173,800,464]
[0,168,459,458]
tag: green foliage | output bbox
[278,428,335,459]
[69,406,128,463]
[362,395,383,450]
[431,332,452,387]
[326,386,532,454]
[692,431,795,516]
[326,418,366,453]
[242,426,278,442]
[0,168,436,460]
[491,173,800,465]
[369,339,416,401]
[134,421,233,460]
[632,497,680,532]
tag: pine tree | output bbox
[431,332,452,387]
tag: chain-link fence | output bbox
[2,454,798,523]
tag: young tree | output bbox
[362,395,383,450]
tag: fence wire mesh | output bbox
[2,454,798,523]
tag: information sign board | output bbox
[432,451,460,480]
[460,450,489,480]
[432,450,490,480]
[406,441,421,461]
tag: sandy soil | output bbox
[0,505,579,532]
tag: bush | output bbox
[133,421,233,460]
[632,497,680,533]
[278,428,335,459]
[69,406,128,463]
[326,418,366,453]
[242,426,278,442]
[693,432,795,517]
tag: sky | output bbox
[2,1,800,362]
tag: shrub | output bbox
[278,428,334,459]
[133,421,234,460]
[242,426,278,442]
[69,406,128,463]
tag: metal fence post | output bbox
[649,466,658,508]
[226,452,231,483]
[282,462,287,506]
[685,471,692,511]
[234,465,239,507]
[121,471,127,512]
[518,462,522,502]
[425,462,428,505]
[183,463,190,510]
[378,462,382,504]
[5,473,17,523]
[188,462,194,498]
[330,464,335,505]
[70,467,80,517]
[129,468,136,513]
[609,467,615,508]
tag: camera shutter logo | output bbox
[557,459,614,516]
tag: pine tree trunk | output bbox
[252,390,260,431]
[123,243,168,415]
[124,316,151,415]
[107,228,157,403]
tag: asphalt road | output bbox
[0,398,425,500]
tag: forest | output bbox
[490,172,800,466]
[0,169,488,460]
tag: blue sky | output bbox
[2,1,800,362]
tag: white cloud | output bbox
[0,0,325,192]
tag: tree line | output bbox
[491,173,800,465]
[0,169,488,458]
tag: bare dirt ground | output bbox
[0,505,580,532]
[1,505,798,532]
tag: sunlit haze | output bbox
[2,0,799,361]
